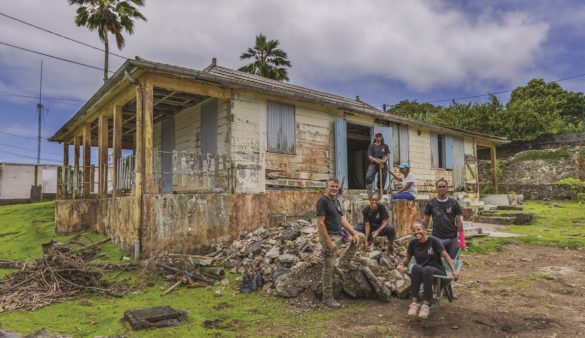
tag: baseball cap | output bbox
[398,162,410,169]
[374,132,383,137]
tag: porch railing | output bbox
[152,149,231,193]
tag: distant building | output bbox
[0,162,58,202]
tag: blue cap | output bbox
[398,162,410,169]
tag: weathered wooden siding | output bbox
[229,92,266,193]
[266,105,332,188]
[407,127,453,194]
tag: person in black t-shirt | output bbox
[397,220,459,319]
[354,193,396,253]
[365,132,390,194]
[423,178,465,259]
[316,178,364,308]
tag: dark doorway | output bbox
[347,123,371,189]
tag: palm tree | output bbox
[69,0,146,82]
[239,34,291,81]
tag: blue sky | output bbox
[1,0,585,164]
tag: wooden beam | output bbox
[56,166,63,200]
[98,114,109,197]
[148,73,230,99]
[73,135,80,199]
[63,143,69,167]
[490,146,498,194]
[82,123,91,198]
[112,105,122,197]
[143,79,155,193]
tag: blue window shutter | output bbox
[399,124,409,163]
[452,136,465,190]
[161,115,175,193]
[201,99,218,155]
[430,133,439,168]
[267,101,296,154]
[445,135,454,170]
[335,118,348,189]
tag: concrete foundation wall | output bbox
[96,196,137,252]
[55,199,98,234]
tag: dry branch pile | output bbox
[0,241,128,312]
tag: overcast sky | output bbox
[1,0,585,164]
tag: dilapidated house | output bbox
[49,57,506,255]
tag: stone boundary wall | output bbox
[496,184,574,200]
[479,132,585,160]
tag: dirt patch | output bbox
[213,302,232,311]
[255,245,585,337]
[202,318,245,331]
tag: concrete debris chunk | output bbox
[215,220,412,303]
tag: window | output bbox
[201,99,218,155]
[267,101,296,154]
[390,124,409,165]
[430,133,453,169]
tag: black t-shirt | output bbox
[362,204,389,229]
[367,143,390,163]
[316,195,344,236]
[407,236,446,271]
[424,197,462,239]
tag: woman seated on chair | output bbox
[397,220,460,318]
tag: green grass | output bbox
[468,200,585,254]
[511,149,571,163]
[0,202,363,337]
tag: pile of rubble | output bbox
[212,221,413,302]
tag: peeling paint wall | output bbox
[55,199,98,234]
[229,92,266,193]
[141,190,319,254]
[96,196,136,252]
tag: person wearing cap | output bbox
[390,162,417,200]
[365,132,391,194]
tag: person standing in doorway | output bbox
[316,178,364,308]
[390,162,416,200]
[365,132,390,194]
[423,178,465,259]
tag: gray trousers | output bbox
[320,232,364,295]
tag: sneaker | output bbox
[418,304,430,318]
[408,303,421,316]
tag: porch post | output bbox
[490,146,498,194]
[98,114,109,197]
[112,105,122,197]
[73,135,80,199]
[61,143,69,199]
[134,81,144,257]
[82,123,91,198]
[143,79,154,193]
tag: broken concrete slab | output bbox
[122,306,188,330]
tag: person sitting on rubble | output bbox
[423,178,465,259]
[353,192,396,253]
[397,220,459,318]
[365,131,391,194]
[389,162,416,200]
[316,178,364,308]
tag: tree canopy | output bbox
[388,79,585,141]
[69,0,146,82]
[239,34,291,81]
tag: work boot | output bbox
[322,293,341,308]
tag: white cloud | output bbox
[0,0,549,97]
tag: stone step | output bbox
[477,216,517,225]
[477,212,533,225]
[497,205,524,211]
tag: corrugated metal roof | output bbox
[48,57,509,144]
[206,65,374,111]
